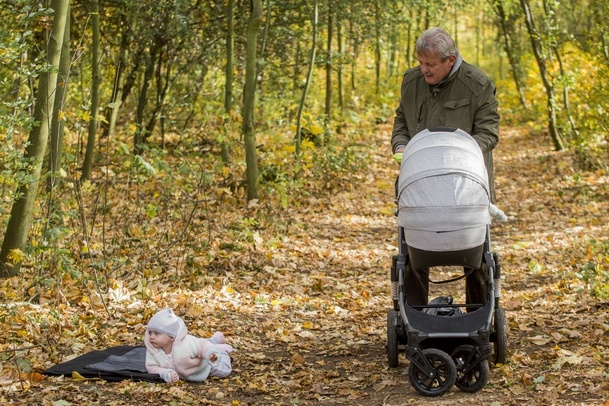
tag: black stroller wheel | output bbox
[386,310,399,368]
[408,348,456,397]
[492,306,508,364]
[451,345,490,393]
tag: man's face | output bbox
[417,51,457,85]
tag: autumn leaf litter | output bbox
[1,126,608,405]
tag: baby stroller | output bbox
[386,128,508,396]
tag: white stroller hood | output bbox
[397,128,491,252]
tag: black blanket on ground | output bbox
[43,345,164,383]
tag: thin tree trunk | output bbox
[388,19,397,79]
[349,16,356,91]
[406,8,413,68]
[336,12,344,112]
[81,0,101,181]
[47,3,71,192]
[243,0,263,201]
[145,49,171,142]
[519,0,564,150]
[373,0,381,94]
[134,40,161,154]
[295,0,318,157]
[221,0,235,164]
[101,33,128,140]
[553,45,578,139]
[0,0,69,277]
[325,0,333,123]
[491,0,529,109]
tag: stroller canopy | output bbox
[397,128,491,252]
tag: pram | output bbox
[386,128,508,396]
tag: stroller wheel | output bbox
[451,345,490,393]
[492,306,508,364]
[408,348,456,397]
[386,310,399,368]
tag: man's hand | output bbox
[392,146,405,164]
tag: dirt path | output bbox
[7,126,608,405]
[218,126,609,406]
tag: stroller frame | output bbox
[387,223,507,396]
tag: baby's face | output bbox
[148,330,174,349]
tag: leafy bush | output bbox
[575,240,609,299]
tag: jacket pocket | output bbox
[444,98,472,134]
[444,98,470,110]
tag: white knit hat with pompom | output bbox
[146,308,182,338]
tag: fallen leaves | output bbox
[0,126,608,405]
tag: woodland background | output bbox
[0,0,608,404]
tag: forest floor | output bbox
[1,125,609,405]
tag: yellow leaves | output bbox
[300,139,316,150]
[72,371,98,381]
[301,321,314,329]
[283,144,296,154]
[6,248,24,264]
[512,241,531,250]
[379,205,395,216]
[308,125,324,136]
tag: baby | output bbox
[144,308,233,383]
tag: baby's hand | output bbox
[162,370,179,383]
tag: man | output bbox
[391,27,500,308]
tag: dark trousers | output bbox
[404,264,489,310]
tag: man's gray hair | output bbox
[415,28,458,60]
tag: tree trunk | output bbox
[81,0,101,181]
[406,8,414,68]
[0,0,69,277]
[47,3,71,192]
[336,11,344,112]
[221,0,235,164]
[553,48,578,139]
[593,0,609,65]
[491,0,529,109]
[101,32,128,141]
[349,8,358,91]
[373,0,381,94]
[243,0,263,201]
[134,40,161,154]
[519,0,564,150]
[325,0,333,123]
[295,0,318,157]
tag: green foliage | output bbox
[2,0,609,294]
[576,240,609,299]
[0,2,50,229]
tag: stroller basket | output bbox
[403,300,492,335]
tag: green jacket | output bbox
[391,61,499,201]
